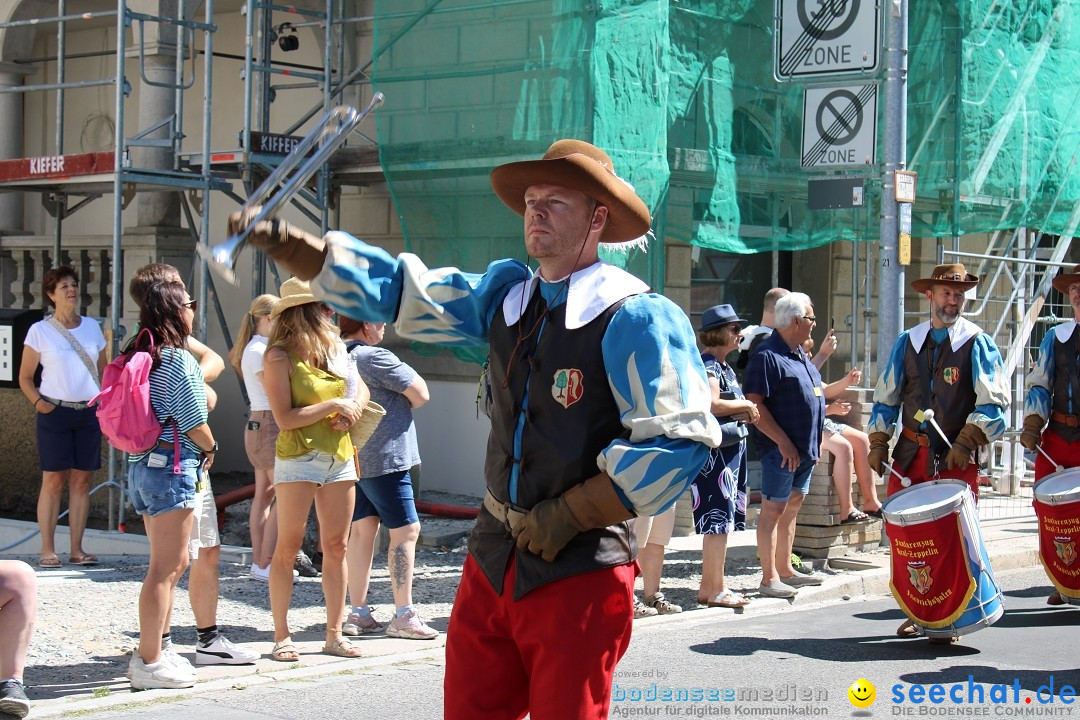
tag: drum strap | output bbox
[1071,330,1080,415]
[920,340,946,460]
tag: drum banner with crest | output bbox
[889,515,977,628]
[1033,499,1080,598]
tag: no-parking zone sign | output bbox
[801,84,878,169]
[776,0,880,81]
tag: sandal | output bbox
[322,637,361,658]
[68,553,99,566]
[271,638,299,662]
[699,588,750,609]
[864,508,883,519]
[841,510,870,524]
[896,619,919,638]
[38,554,61,568]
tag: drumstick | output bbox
[915,408,953,448]
[1034,444,1065,473]
[885,462,912,488]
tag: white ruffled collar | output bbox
[501,261,649,329]
[1054,319,1078,342]
[907,317,980,352]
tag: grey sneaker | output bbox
[342,611,384,636]
[644,591,683,615]
[633,596,659,618]
[0,679,29,718]
[294,551,321,578]
[129,654,197,690]
[386,609,440,640]
[758,579,798,598]
[196,635,259,665]
[780,572,824,587]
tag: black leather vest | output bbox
[469,290,636,599]
[1050,325,1080,443]
[894,331,978,475]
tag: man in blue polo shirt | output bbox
[744,292,826,599]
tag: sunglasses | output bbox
[183,299,198,311]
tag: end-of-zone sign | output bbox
[776,0,880,81]
[801,84,878,169]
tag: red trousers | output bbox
[443,553,636,720]
[1034,428,1080,480]
[887,446,979,499]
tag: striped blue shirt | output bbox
[129,347,208,461]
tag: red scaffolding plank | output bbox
[0,152,115,182]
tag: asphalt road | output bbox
[54,566,1080,720]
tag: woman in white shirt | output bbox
[17,266,106,569]
[228,294,281,581]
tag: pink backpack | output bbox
[89,328,165,454]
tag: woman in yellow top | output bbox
[263,278,369,661]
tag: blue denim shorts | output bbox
[759,448,816,502]
[128,449,200,517]
[352,470,420,528]
[275,450,358,486]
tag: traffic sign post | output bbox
[801,85,878,169]
[776,0,880,81]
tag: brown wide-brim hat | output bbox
[911,263,979,293]
[1052,265,1080,294]
[271,277,319,318]
[490,139,652,244]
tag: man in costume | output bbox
[229,139,722,719]
[868,263,1009,639]
[1020,264,1080,605]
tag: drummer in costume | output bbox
[1020,265,1080,605]
[227,139,723,720]
[868,263,1009,639]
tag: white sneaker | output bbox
[196,635,259,665]
[129,654,197,690]
[250,562,299,584]
[126,641,193,680]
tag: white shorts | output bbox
[187,471,221,560]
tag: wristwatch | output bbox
[204,442,219,455]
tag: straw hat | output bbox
[271,277,319,318]
[911,263,979,293]
[1052,265,1080,294]
[489,139,651,244]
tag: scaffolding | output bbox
[0,0,384,531]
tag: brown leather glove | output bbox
[945,423,988,471]
[227,206,328,281]
[868,431,892,476]
[511,473,634,563]
[1020,414,1045,452]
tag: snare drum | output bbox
[883,481,1003,639]
[1032,467,1080,606]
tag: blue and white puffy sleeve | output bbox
[969,333,1009,441]
[597,294,722,517]
[868,333,908,435]
[311,231,529,344]
[1024,330,1056,421]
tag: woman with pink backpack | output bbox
[122,280,218,691]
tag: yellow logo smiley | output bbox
[848,678,876,709]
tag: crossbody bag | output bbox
[47,316,100,389]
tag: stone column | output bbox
[0,61,33,234]
[128,0,182,229]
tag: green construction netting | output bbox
[371,0,1080,290]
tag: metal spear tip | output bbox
[371,91,385,107]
